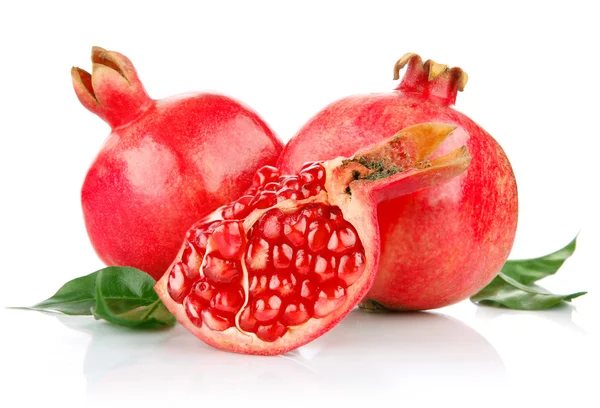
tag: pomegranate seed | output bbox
[307,219,332,252]
[282,303,310,326]
[272,243,293,270]
[185,227,201,242]
[197,236,210,251]
[252,166,280,188]
[221,205,235,220]
[269,273,296,297]
[328,207,345,227]
[201,308,233,332]
[232,195,254,218]
[190,280,216,305]
[256,322,287,342]
[281,176,300,190]
[252,191,277,209]
[284,216,307,246]
[210,287,245,314]
[313,255,336,283]
[257,208,285,242]
[299,164,325,184]
[301,203,330,221]
[294,250,312,276]
[338,252,366,286]
[239,307,257,331]
[327,227,357,253]
[314,164,326,179]
[249,274,269,295]
[300,279,317,300]
[300,161,319,170]
[245,238,271,274]
[203,253,241,283]
[263,182,280,192]
[277,188,299,202]
[206,221,222,232]
[187,223,219,251]
[253,294,282,322]
[231,205,249,219]
[181,242,203,271]
[268,275,281,291]
[167,262,194,303]
[301,183,322,199]
[184,296,203,327]
[209,221,246,259]
[338,227,357,249]
[313,281,347,318]
[326,232,340,253]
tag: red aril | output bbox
[278,53,518,311]
[72,47,283,280]
[156,123,471,355]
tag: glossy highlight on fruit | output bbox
[156,123,472,355]
[278,53,518,311]
[72,47,283,280]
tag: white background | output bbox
[1,1,598,407]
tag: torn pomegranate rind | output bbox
[157,123,472,355]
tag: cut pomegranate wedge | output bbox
[156,123,471,355]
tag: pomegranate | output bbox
[72,47,283,280]
[278,53,518,311]
[156,123,471,355]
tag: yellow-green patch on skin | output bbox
[342,156,403,181]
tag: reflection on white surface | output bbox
[55,309,506,402]
[4,297,597,407]
[475,302,587,334]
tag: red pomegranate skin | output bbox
[278,54,518,310]
[73,47,283,280]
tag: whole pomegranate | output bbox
[278,53,518,311]
[72,47,283,280]
[156,123,471,355]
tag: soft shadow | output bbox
[289,309,508,389]
[55,314,177,391]
[56,314,318,401]
[475,302,587,335]
[57,309,507,402]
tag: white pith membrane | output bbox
[155,123,471,355]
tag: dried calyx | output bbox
[394,52,469,92]
[70,46,152,128]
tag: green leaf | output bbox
[91,267,175,328]
[13,266,175,328]
[471,272,587,310]
[471,235,587,310]
[20,271,99,315]
[500,236,577,285]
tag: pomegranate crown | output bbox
[393,53,468,105]
[71,47,153,129]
